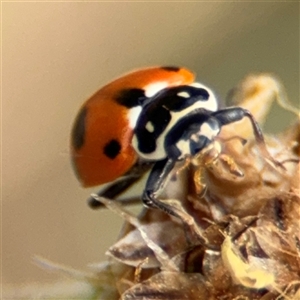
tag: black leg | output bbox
[142,158,208,245]
[88,161,153,209]
[212,107,264,142]
[212,107,285,169]
[142,158,181,218]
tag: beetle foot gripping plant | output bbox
[5,74,299,300]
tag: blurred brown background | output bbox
[2,2,299,286]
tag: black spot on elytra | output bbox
[115,88,146,108]
[161,66,180,72]
[103,139,121,159]
[72,106,87,150]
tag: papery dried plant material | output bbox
[121,271,210,300]
[92,195,180,272]
[194,133,298,220]
[252,194,300,287]
[92,191,300,300]
[214,191,300,297]
[221,234,275,289]
[202,249,232,290]
[187,74,300,222]
[107,220,189,269]
[227,73,300,136]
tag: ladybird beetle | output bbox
[71,66,281,218]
